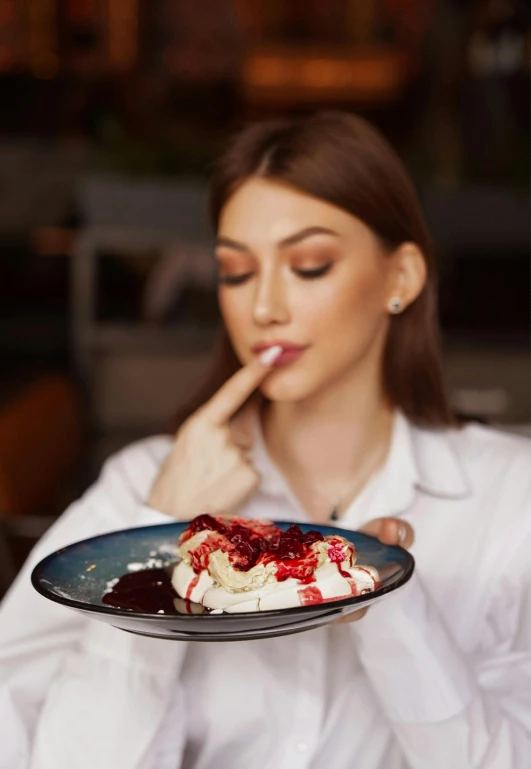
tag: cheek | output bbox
[317,268,386,339]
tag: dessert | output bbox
[171,514,380,613]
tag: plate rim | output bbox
[118,613,345,642]
[31,521,415,620]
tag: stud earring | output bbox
[389,297,402,314]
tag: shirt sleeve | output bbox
[0,440,177,769]
[348,532,531,769]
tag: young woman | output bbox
[0,111,530,769]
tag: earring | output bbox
[389,297,402,314]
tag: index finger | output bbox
[199,345,283,426]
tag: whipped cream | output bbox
[171,515,380,613]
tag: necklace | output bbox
[327,471,380,521]
[259,399,391,523]
[315,443,389,522]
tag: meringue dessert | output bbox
[171,514,380,613]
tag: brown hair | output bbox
[173,110,458,431]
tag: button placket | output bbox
[278,633,327,769]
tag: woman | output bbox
[0,111,530,769]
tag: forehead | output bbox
[218,178,364,245]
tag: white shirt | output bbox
[0,410,530,769]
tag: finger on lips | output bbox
[200,346,283,427]
[258,345,284,367]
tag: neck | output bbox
[261,368,395,492]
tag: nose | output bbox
[252,269,290,326]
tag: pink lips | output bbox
[252,343,307,367]
[273,347,305,365]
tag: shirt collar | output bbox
[409,419,471,499]
[249,403,471,515]
[375,410,472,518]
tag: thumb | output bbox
[358,517,414,549]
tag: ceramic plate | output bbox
[31,521,414,642]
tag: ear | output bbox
[387,242,427,311]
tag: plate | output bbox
[31,521,414,642]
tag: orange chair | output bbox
[0,375,84,593]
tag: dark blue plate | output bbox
[31,521,414,642]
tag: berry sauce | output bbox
[182,515,327,581]
[325,537,354,579]
[102,567,179,613]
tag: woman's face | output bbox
[216,178,398,403]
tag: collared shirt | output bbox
[0,411,530,769]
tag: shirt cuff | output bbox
[348,573,475,724]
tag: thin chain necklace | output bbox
[321,443,388,521]
[259,399,391,522]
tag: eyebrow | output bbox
[215,226,340,252]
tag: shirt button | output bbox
[295,742,308,753]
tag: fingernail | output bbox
[398,522,407,544]
[259,345,283,366]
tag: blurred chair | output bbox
[0,375,84,594]
[70,227,216,444]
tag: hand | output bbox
[335,517,415,624]
[148,347,282,520]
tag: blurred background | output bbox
[0,0,529,596]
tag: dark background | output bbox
[0,0,529,595]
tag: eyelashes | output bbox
[217,263,333,286]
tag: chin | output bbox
[258,373,315,403]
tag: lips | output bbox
[252,341,307,354]
[274,348,305,365]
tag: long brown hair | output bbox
[173,110,457,431]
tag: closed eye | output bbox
[296,263,333,280]
[217,263,333,286]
